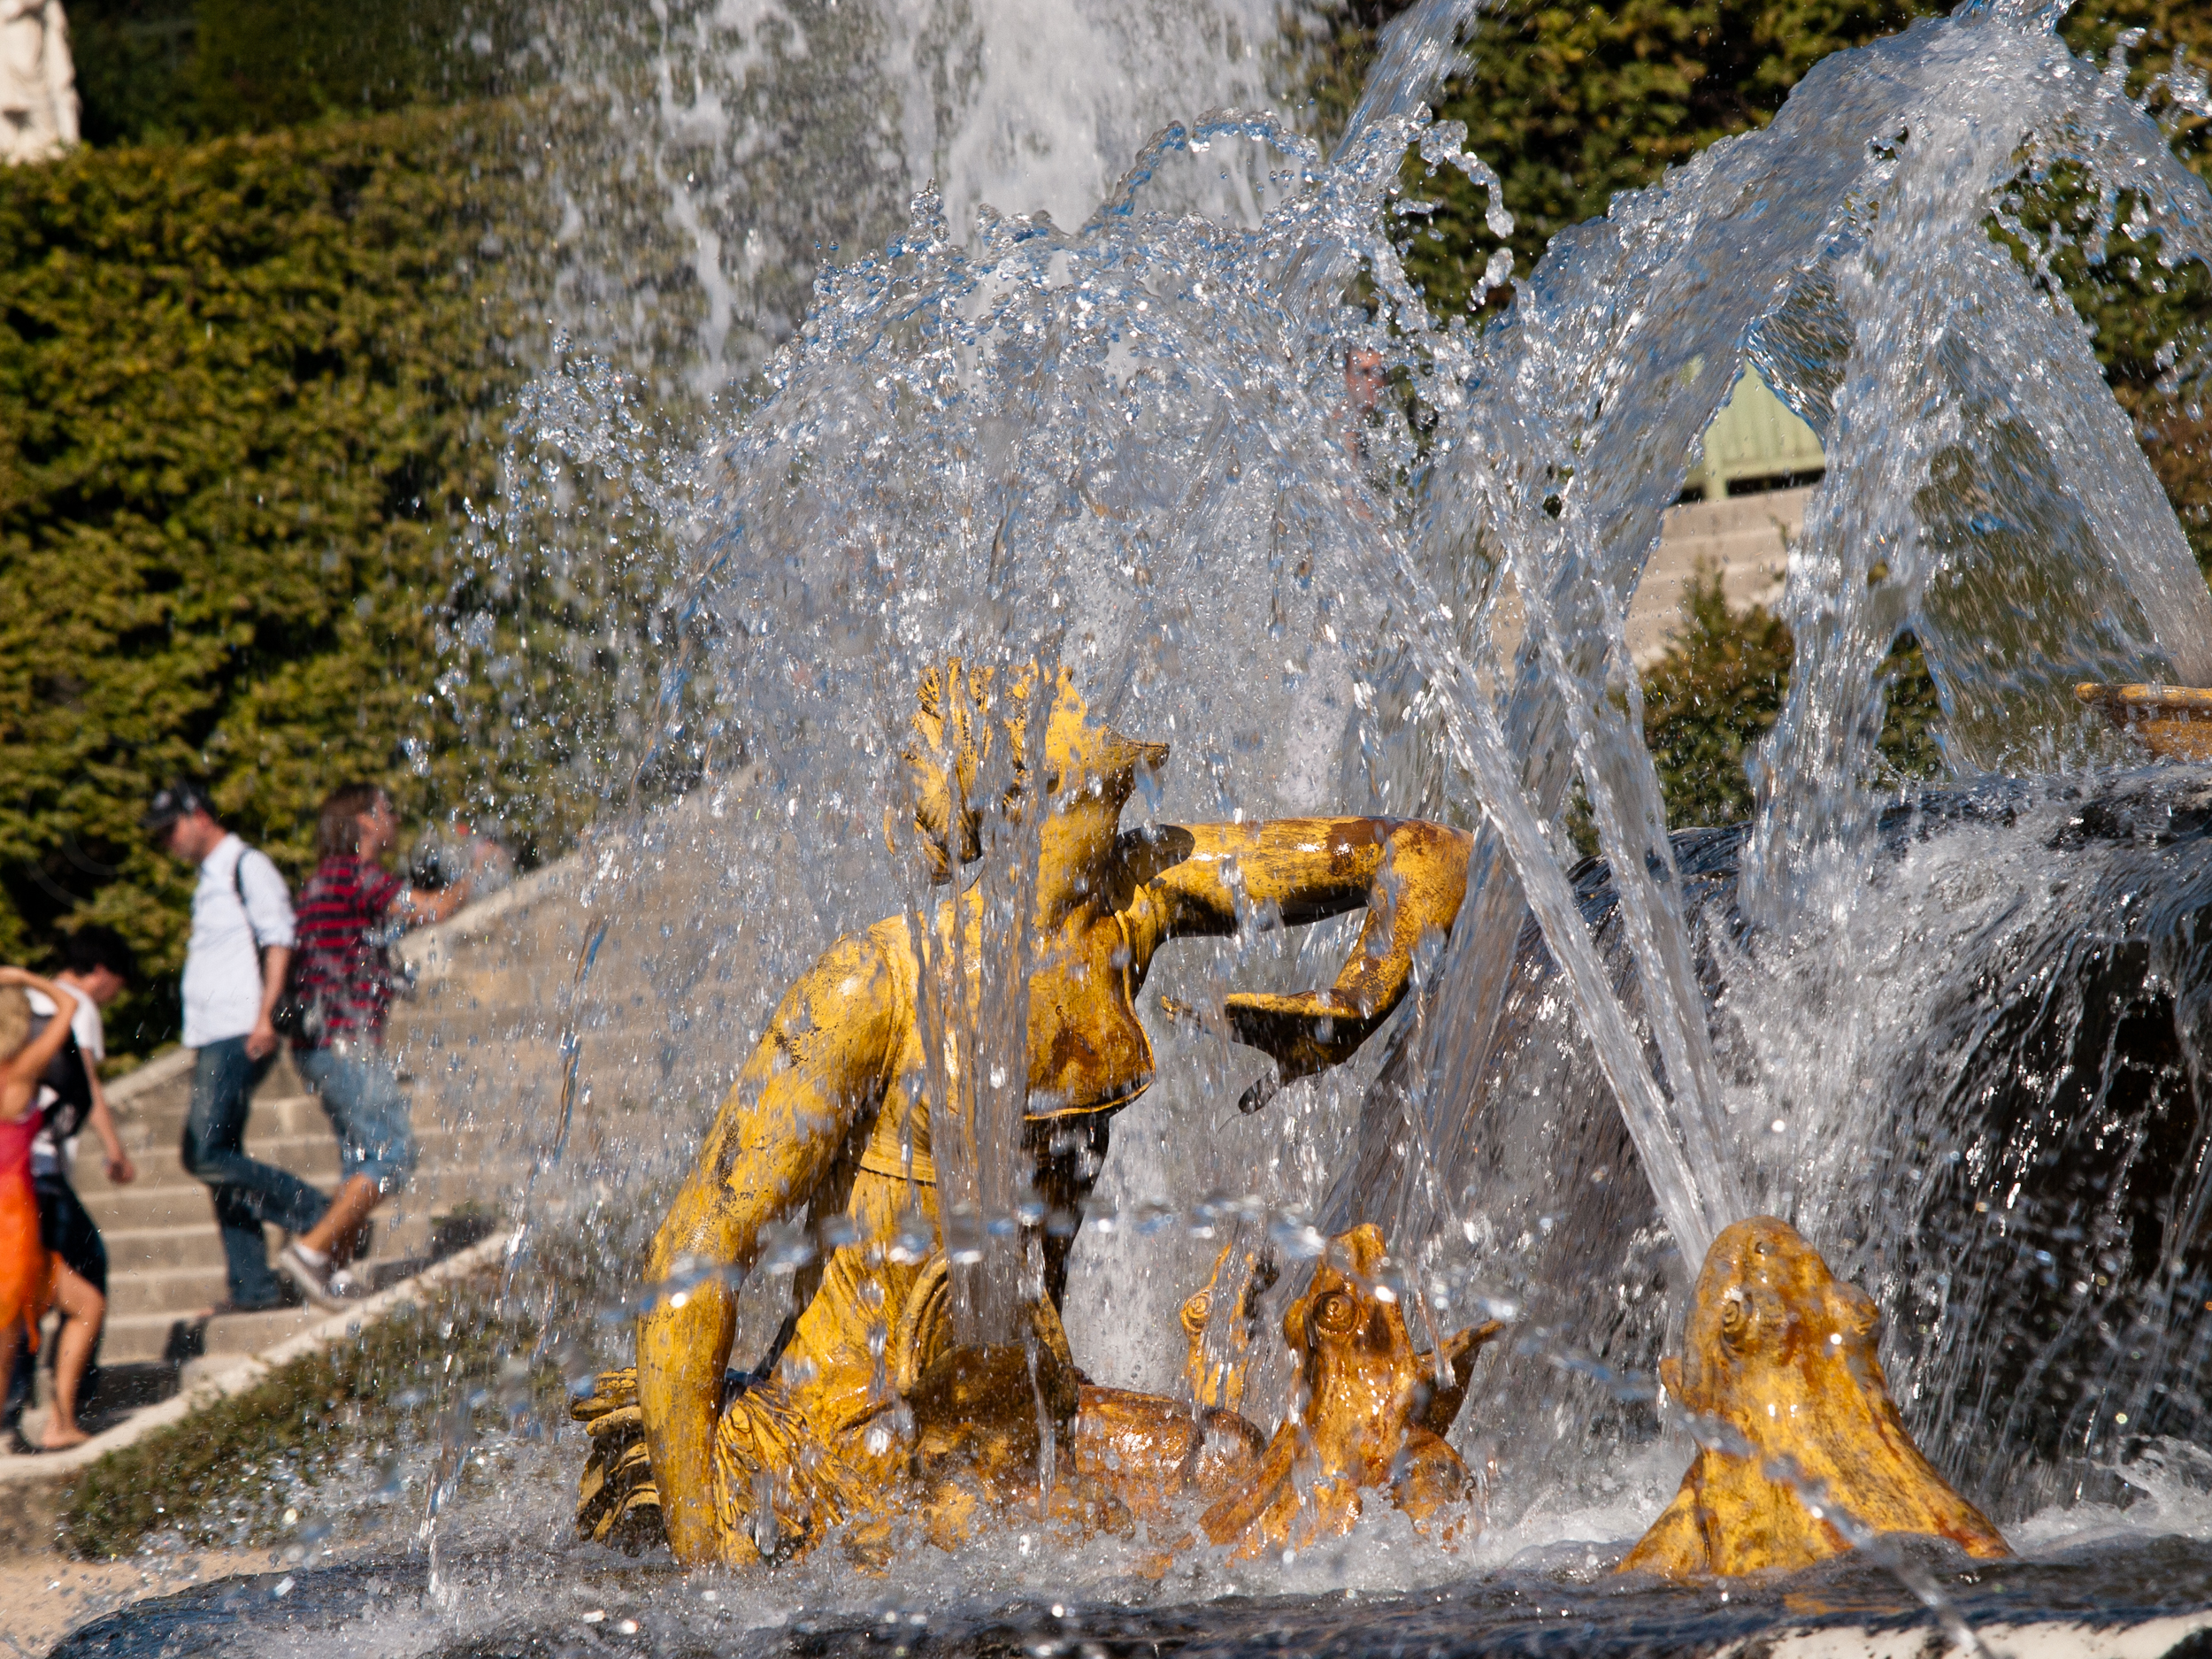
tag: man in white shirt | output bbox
[145,783,332,1312]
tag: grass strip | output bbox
[59,1265,563,1560]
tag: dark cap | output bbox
[142,780,214,837]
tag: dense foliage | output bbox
[0,108,545,1049]
[1638,569,1943,830]
[68,0,521,146]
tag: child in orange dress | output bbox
[0,968,88,1445]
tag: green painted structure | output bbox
[1685,367,1827,499]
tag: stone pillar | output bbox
[0,0,79,166]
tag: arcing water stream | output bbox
[58,0,2212,1651]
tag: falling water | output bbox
[1331,0,2212,1280]
[93,0,2212,1646]
[453,0,2212,1463]
[508,0,1280,394]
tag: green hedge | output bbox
[69,0,525,147]
[0,105,547,1049]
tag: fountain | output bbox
[48,0,2212,1651]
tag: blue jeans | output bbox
[294,1045,417,1194]
[183,1038,330,1307]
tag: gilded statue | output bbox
[1197,1223,1499,1558]
[1070,1227,1495,1553]
[1620,1217,2010,1578]
[575,661,2016,1580]
[576,664,1473,1566]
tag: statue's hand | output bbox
[1156,994,1289,1112]
[1225,988,1371,1067]
[1159,990,1377,1113]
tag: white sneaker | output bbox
[326,1266,370,1302]
[277,1243,346,1310]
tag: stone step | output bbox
[75,1127,473,1195]
[96,1225,234,1272]
[104,1305,320,1369]
[1630,485,1810,662]
[77,1168,496,1233]
[104,1051,306,1120]
[104,1264,255,1317]
[95,1239,497,1371]
[109,1084,470,1148]
[98,1217,447,1314]
[188,1304,326,1361]
[70,1125,469,1195]
[98,1214,443,1273]
[103,1091,332,1148]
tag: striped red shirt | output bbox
[290,856,407,1046]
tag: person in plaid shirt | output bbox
[277,785,487,1308]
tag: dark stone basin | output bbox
[47,1535,2212,1659]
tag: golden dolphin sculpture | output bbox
[578,664,1474,1566]
[1201,1224,1501,1557]
[1621,1217,2010,1578]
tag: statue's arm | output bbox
[1136,817,1471,1106]
[636,929,902,1564]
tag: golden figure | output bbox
[576,664,1473,1566]
[1199,1224,1500,1557]
[1619,1217,2009,1579]
[1179,1241,1279,1414]
[1068,1382,1266,1534]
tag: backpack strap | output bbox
[231,846,269,949]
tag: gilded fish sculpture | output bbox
[1620,1217,2010,1578]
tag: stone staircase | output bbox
[19,772,792,1424]
[1625,483,1812,662]
[65,1048,488,1373]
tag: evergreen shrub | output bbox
[0,104,543,1049]
[68,0,525,147]
[1639,566,1943,832]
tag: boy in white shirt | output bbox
[145,784,331,1312]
